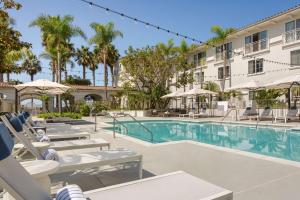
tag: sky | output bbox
[8,0,300,85]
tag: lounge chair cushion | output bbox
[17,114,26,124]
[0,122,14,160]
[56,184,86,200]
[22,111,30,119]
[9,117,23,132]
[42,149,59,161]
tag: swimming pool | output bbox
[110,120,300,162]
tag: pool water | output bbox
[111,120,300,162]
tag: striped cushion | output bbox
[56,184,86,200]
[9,117,23,132]
[0,122,14,160]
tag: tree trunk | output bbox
[31,74,34,110]
[64,64,68,81]
[0,73,3,82]
[57,49,62,113]
[6,73,10,82]
[83,66,86,79]
[110,66,114,87]
[92,70,96,86]
[104,49,108,100]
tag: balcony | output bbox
[283,29,300,45]
[244,39,268,55]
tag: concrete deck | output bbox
[50,116,300,200]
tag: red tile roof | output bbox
[0,82,15,88]
[67,84,122,91]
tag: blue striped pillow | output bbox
[56,184,86,200]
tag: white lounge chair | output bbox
[3,115,110,151]
[239,107,258,120]
[276,108,299,123]
[258,107,274,121]
[0,127,233,200]
[0,120,143,177]
[13,113,92,140]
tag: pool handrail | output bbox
[106,112,154,142]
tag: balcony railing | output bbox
[244,39,268,55]
[283,29,300,44]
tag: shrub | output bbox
[38,112,82,119]
[79,103,90,116]
[92,101,109,113]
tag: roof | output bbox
[0,82,15,88]
[67,84,122,91]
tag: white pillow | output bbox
[37,135,50,142]
[42,149,59,161]
[56,184,86,200]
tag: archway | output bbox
[84,94,103,102]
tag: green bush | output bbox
[80,104,91,116]
[38,112,82,119]
[92,101,109,113]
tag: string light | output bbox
[78,0,204,44]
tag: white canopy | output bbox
[161,91,184,99]
[15,79,71,94]
[181,88,217,97]
[225,80,263,91]
[264,74,300,89]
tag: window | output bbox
[216,43,232,61]
[197,52,206,66]
[248,59,263,74]
[194,71,204,84]
[245,31,268,54]
[291,49,300,66]
[193,54,198,67]
[192,51,206,67]
[285,19,300,43]
[249,91,255,100]
[218,66,230,79]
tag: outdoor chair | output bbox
[239,107,258,120]
[2,115,111,151]
[257,107,274,122]
[0,124,233,200]
[275,108,299,123]
[0,119,143,178]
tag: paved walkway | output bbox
[51,116,300,200]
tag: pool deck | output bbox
[51,116,300,200]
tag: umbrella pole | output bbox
[15,89,18,112]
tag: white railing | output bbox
[244,39,268,54]
[283,29,300,44]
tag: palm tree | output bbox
[175,40,194,92]
[90,22,123,99]
[75,46,92,80]
[2,50,22,82]
[206,26,236,91]
[21,50,41,81]
[89,49,99,86]
[30,14,86,112]
[95,44,120,87]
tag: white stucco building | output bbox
[166,5,300,109]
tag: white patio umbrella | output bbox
[14,79,71,112]
[15,79,70,94]
[181,88,217,97]
[225,80,263,91]
[263,74,300,89]
[161,91,184,99]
